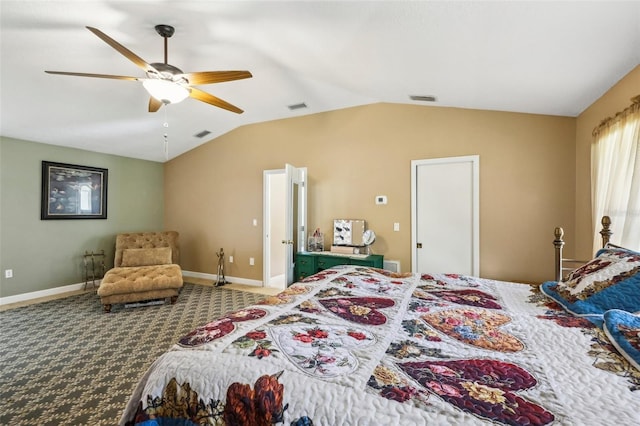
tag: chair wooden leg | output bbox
[103,304,112,313]
[170,296,178,304]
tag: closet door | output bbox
[411,156,479,276]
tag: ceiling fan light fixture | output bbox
[45,25,250,113]
[143,79,189,104]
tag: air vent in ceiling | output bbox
[409,95,437,102]
[194,130,212,138]
[288,102,307,110]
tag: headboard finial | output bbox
[553,227,565,282]
[600,215,612,246]
[554,227,564,242]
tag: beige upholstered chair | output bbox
[97,231,183,313]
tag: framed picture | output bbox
[41,161,108,220]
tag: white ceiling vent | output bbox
[409,95,437,102]
[288,102,308,110]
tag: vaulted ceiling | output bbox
[1,1,639,162]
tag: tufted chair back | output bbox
[113,231,180,267]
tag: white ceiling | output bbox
[1,1,639,163]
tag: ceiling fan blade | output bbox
[149,97,164,113]
[183,71,252,86]
[45,71,140,81]
[86,26,154,73]
[189,87,244,114]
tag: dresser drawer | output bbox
[293,252,384,281]
[316,255,346,270]
[294,254,316,280]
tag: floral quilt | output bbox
[121,266,640,425]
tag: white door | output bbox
[285,164,307,286]
[411,156,479,275]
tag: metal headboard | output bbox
[553,216,612,282]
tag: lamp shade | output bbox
[142,79,189,104]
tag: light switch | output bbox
[393,222,400,231]
[252,219,258,226]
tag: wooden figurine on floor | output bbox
[216,248,228,287]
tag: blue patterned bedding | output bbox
[541,245,640,325]
[604,309,640,371]
[121,266,640,425]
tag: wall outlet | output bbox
[5,269,13,278]
[229,256,234,263]
[249,257,255,266]
[376,195,388,205]
[393,222,400,231]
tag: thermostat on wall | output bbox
[375,195,387,205]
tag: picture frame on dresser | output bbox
[41,161,108,220]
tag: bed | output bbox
[121,222,640,426]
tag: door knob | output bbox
[417,243,422,248]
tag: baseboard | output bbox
[0,280,98,306]
[0,270,264,306]
[265,273,285,288]
[182,270,263,287]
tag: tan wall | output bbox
[165,103,575,284]
[575,65,640,260]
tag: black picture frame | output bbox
[41,161,108,220]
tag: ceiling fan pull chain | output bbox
[163,109,169,160]
[164,133,169,161]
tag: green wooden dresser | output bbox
[294,252,384,281]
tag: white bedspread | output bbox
[121,266,640,425]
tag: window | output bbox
[591,97,640,251]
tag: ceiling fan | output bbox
[45,25,252,114]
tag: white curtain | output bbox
[591,99,640,252]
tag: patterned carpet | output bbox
[0,283,264,425]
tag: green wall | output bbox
[0,137,164,298]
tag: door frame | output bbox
[410,155,480,275]
[285,164,307,286]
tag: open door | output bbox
[285,164,307,286]
[264,164,307,289]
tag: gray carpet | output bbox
[0,283,265,425]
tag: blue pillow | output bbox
[603,309,640,371]
[540,246,640,324]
